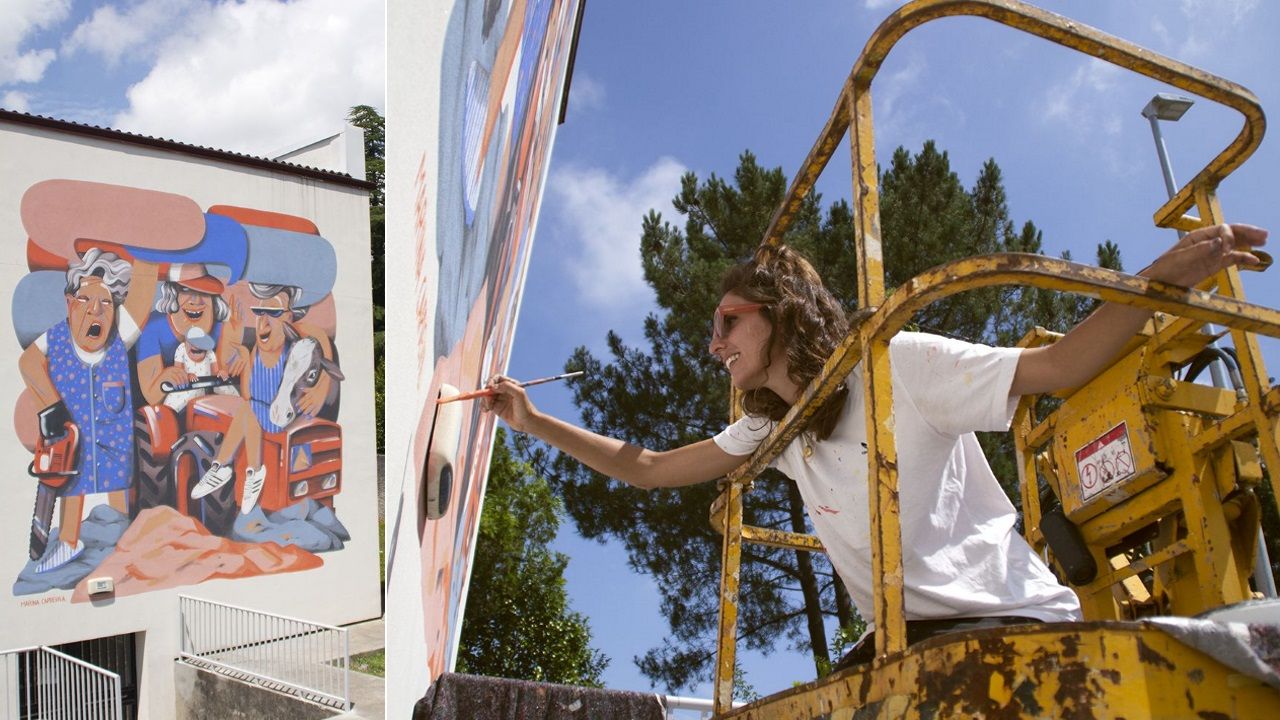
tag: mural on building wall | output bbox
[414,0,581,680]
[12,179,350,600]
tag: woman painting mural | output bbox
[484,223,1266,665]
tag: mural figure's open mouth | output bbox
[184,309,204,321]
[87,323,102,338]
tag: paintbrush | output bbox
[436,371,585,404]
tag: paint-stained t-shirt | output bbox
[714,332,1081,629]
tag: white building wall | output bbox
[384,0,447,711]
[272,123,368,179]
[0,119,381,719]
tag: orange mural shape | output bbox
[70,506,324,602]
[24,239,68,273]
[208,205,321,235]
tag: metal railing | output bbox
[177,595,351,711]
[0,646,123,720]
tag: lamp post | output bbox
[1140,93,1195,226]
[1141,92,1277,598]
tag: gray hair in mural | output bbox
[154,281,231,321]
[249,282,307,321]
[64,247,132,304]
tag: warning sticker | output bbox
[1074,422,1137,502]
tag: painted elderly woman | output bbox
[18,248,160,572]
[134,262,248,407]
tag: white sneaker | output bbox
[35,539,85,573]
[240,465,266,514]
[191,462,233,499]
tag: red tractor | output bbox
[134,389,342,536]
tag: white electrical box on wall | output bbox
[87,577,114,596]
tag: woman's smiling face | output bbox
[171,289,215,337]
[254,291,292,354]
[708,292,782,391]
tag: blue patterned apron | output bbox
[46,320,134,495]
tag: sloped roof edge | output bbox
[1,109,376,192]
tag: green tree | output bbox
[458,428,608,686]
[525,145,1122,691]
[348,104,385,451]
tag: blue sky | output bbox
[9,0,1280,706]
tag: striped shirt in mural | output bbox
[250,343,290,434]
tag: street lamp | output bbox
[1140,93,1194,231]
[1141,92,1278,598]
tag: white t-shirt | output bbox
[164,344,239,411]
[714,332,1081,628]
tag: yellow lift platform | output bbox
[708,1,1280,716]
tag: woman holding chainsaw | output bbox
[486,222,1267,665]
[18,249,162,573]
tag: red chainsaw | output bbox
[28,402,80,561]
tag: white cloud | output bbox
[1040,58,1137,177]
[1181,0,1257,26]
[62,0,198,66]
[1043,58,1120,122]
[869,53,966,147]
[566,73,605,114]
[0,0,70,86]
[112,0,385,156]
[3,90,32,112]
[1156,0,1258,60]
[550,157,686,309]
[1149,17,1172,48]
[864,0,897,9]
[876,53,926,127]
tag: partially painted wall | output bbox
[385,0,581,712]
[0,117,381,719]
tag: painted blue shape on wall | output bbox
[291,444,314,471]
[125,213,249,284]
[240,226,337,307]
[12,271,68,349]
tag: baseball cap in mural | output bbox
[171,263,225,295]
[185,326,216,352]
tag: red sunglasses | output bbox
[711,303,765,340]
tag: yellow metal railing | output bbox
[709,0,1273,714]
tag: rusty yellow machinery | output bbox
[707,0,1280,717]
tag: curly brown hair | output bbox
[719,244,850,440]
